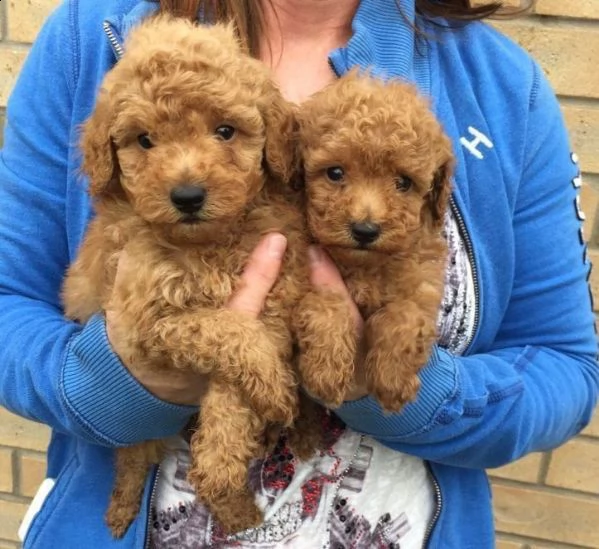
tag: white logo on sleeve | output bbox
[460,127,494,159]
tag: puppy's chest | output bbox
[342,269,396,320]
[162,251,247,309]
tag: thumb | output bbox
[227,233,287,318]
[113,249,134,288]
[308,245,363,330]
[308,246,352,299]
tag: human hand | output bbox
[105,233,288,406]
[307,246,368,401]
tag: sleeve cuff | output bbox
[334,346,459,439]
[60,314,197,446]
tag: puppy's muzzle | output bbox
[170,184,207,216]
[350,221,381,246]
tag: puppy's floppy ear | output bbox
[260,83,298,186]
[80,91,121,198]
[423,159,453,230]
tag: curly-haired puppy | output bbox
[62,15,314,537]
[294,72,452,411]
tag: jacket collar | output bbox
[330,0,430,95]
[104,0,429,94]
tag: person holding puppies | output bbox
[0,0,597,548]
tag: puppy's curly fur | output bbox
[294,72,453,411]
[63,16,317,537]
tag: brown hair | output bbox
[158,1,533,53]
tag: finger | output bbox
[113,249,133,287]
[308,246,352,298]
[308,246,363,328]
[227,233,287,317]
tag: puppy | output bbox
[63,15,313,537]
[294,72,452,411]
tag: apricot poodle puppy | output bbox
[62,15,313,537]
[294,72,453,412]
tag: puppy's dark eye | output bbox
[395,175,413,192]
[326,167,345,183]
[215,125,236,141]
[137,133,154,150]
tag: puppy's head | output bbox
[297,72,453,259]
[81,15,295,242]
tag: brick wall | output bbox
[0,1,598,547]
[490,4,599,548]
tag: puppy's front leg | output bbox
[109,259,297,425]
[62,218,118,322]
[187,379,265,533]
[148,309,298,425]
[293,290,357,407]
[364,296,438,412]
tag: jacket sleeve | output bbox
[334,64,599,469]
[0,2,196,447]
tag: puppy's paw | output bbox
[287,396,325,461]
[250,385,299,426]
[287,425,322,462]
[364,347,422,412]
[214,493,263,534]
[368,365,421,413]
[300,358,352,408]
[105,501,138,539]
[371,381,420,412]
[298,347,354,408]
[264,424,284,454]
[188,467,263,534]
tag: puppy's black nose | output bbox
[170,185,206,214]
[350,222,381,245]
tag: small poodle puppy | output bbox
[294,72,452,412]
[63,15,313,537]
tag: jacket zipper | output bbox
[143,465,161,549]
[422,462,442,548]
[102,21,125,60]
[449,194,481,354]
[422,196,480,548]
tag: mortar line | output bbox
[0,0,7,44]
[12,448,21,497]
[499,14,599,29]
[497,530,593,549]
[491,476,599,501]
[537,450,552,484]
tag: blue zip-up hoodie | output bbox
[0,0,597,547]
